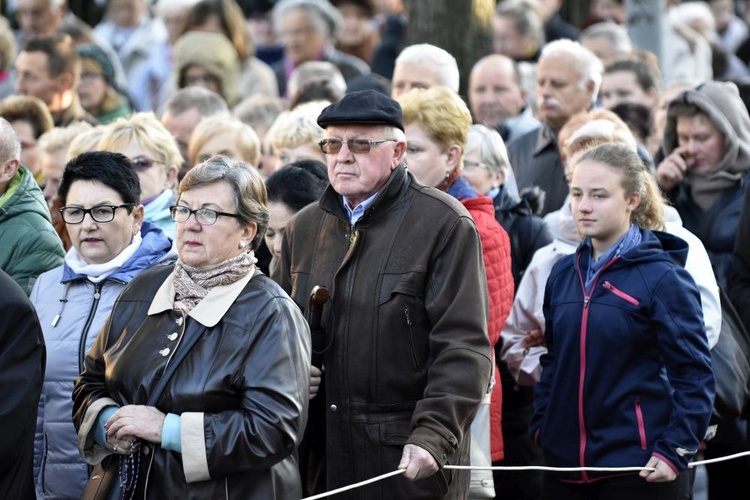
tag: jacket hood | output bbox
[173,31,240,106]
[0,166,51,223]
[663,81,750,175]
[62,220,174,283]
[544,196,580,246]
[580,227,689,269]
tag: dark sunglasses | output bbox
[131,156,163,172]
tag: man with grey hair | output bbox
[0,118,63,295]
[13,0,66,45]
[506,39,602,216]
[391,43,459,99]
[272,0,370,97]
[160,87,230,179]
[580,21,634,68]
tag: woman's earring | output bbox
[239,241,246,249]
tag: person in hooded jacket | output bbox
[30,151,173,499]
[656,80,750,288]
[532,143,714,499]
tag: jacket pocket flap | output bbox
[380,420,412,446]
[379,272,426,304]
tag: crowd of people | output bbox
[2,0,750,499]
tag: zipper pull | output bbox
[584,296,590,308]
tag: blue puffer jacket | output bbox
[30,221,173,499]
[531,229,714,482]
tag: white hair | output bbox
[273,0,342,39]
[580,22,633,59]
[541,39,603,104]
[672,2,716,34]
[395,43,460,93]
[0,118,21,162]
[157,0,201,16]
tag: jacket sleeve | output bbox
[0,274,45,471]
[729,180,750,330]
[501,265,549,386]
[3,221,63,295]
[405,215,493,466]
[528,268,559,442]
[650,267,715,472]
[180,296,311,483]
[72,309,120,465]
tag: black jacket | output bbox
[73,265,311,499]
[493,187,552,289]
[0,269,45,500]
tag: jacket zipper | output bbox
[574,254,621,481]
[78,282,103,374]
[635,400,647,449]
[404,306,420,371]
[602,281,640,306]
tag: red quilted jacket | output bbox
[461,195,514,461]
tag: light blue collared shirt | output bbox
[343,193,379,225]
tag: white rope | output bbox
[445,465,656,472]
[301,469,405,500]
[299,450,750,499]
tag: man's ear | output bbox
[56,72,75,93]
[392,141,407,170]
[0,158,20,185]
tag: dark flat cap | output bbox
[317,90,404,131]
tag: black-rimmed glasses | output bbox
[319,138,397,155]
[169,205,239,226]
[59,204,135,224]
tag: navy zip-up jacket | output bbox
[531,228,714,482]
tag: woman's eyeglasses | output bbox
[59,204,135,224]
[170,205,239,226]
[130,156,163,172]
[318,138,397,155]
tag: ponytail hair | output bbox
[576,143,666,230]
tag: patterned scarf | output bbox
[173,251,257,312]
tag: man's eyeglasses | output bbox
[131,156,163,172]
[60,204,135,224]
[169,205,240,226]
[319,138,397,155]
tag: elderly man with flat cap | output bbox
[275,90,491,498]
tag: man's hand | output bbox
[639,455,678,483]
[656,146,691,191]
[521,328,545,349]
[398,443,439,481]
[310,365,322,400]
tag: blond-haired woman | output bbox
[188,116,261,168]
[98,112,182,238]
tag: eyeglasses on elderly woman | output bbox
[169,205,240,226]
[59,204,135,224]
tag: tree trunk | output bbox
[404,0,495,98]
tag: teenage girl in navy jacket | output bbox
[531,143,715,499]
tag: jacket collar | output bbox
[533,124,558,156]
[318,162,410,224]
[148,268,255,327]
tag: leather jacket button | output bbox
[159,348,170,357]
[330,404,337,412]
[142,444,151,455]
[167,333,178,341]
[175,316,183,326]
